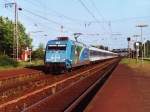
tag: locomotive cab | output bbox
[44,37,72,72]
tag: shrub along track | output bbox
[0,58,119,112]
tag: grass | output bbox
[121,58,150,66]
[120,58,150,75]
[0,55,19,69]
[19,60,44,67]
[0,55,44,70]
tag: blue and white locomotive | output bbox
[44,37,117,73]
[44,37,89,72]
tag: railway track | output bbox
[0,58,119,112]
[0,62,102,104]
[23,58,120,112]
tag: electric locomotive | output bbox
[44,37,89,72]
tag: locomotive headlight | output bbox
[60,59,65,62]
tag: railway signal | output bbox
[127,37,131,58]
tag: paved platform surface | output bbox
[85,64,150,112]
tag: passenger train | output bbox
[44,37,118,73]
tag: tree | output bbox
[91,45,108,50]
[32,43,45,60]
[0,16,32,57]
[145,40,150,57]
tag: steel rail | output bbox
[64,60,119,112]
[0,59,113,111]
[22,59,119,112]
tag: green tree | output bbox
[0,16,32,57]
[32,43,45,60]
[91,45,108,50]
[145,40,150,58]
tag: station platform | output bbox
[85,63,150,112]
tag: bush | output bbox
[0,55,19,67]
[32,43,45,60]
[32,49,44,60]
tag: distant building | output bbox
[21,47,31,61]
[112,48,128,56]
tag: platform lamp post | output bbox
[136,24,148,63]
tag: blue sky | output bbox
[0,0,150,49]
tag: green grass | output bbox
[120,58,150,69]
[0,55,43,70]
[19,60,44,67]
[0,55,19,67]
[121,58,150,77]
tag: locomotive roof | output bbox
[47,39,87,47]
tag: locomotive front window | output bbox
[47,45,66,50]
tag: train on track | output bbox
[44,37,118,73]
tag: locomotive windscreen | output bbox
[47,45,66,50]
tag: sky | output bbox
[0,0,150,49]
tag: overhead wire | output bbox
[23,8,61,26]
[18,0,88,34]
[111,16,150,23]
[23,0,87,24]
[88,0,112,34]
[21,7,84,35]
[4,0,150,39]
[21,12,60,32]
[78,0,110,34]
[78,0,99,23]
[89,0,106,22]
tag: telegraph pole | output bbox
[5,1,22,60]
[15,2,19,60]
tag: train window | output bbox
[47,45,66,50]
[90,50,94,56]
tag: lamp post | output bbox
[16,6,22,61]
[136,24,148,63]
